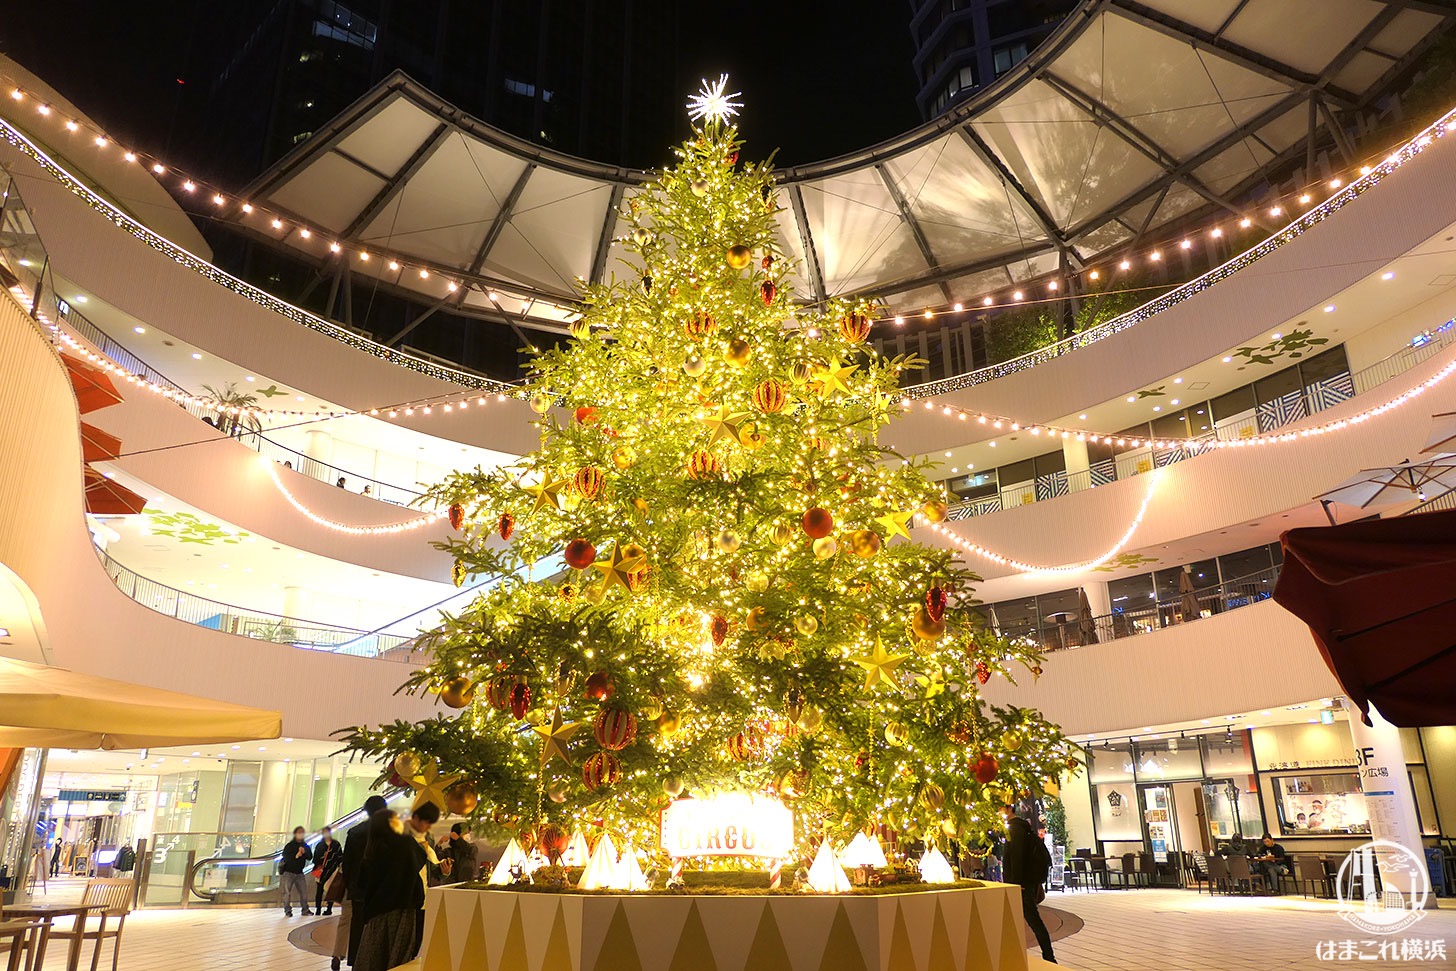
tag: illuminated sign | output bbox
[659,794,793,859]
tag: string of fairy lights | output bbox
[4,73,1451,331]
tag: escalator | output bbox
[169,789,412,906]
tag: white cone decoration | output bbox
[563,829,591,867]
[577,833,620,890]
[840,831,888,869]
[806,837,852,893]
[487,838,530,885]
[918,845,957,884]
[616,842,650,891]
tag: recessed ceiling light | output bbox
[1078,414,1088,420]
[74,295,88,303]
[244,375,255,382]
[1382,271,1395,280]
[1173,377,1183,384]
[191,352,202,360]
[133,326,145,334]
[1323,305,1336,313]
[1222,356,1232,363]
[1126,396,1136,403]
[1272,333,1282,340]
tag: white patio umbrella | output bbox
[1421,412,1456,454]
[1315,457,1456,515]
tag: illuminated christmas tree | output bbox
[343,77,1077,868]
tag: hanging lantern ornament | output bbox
[686,310,717,339]
[711,615,730,646]
[582,752,622,791]
[761,281,777,305]
[784,685,806,723]
[485,678,514,711]
[573,466,605,499]
[584,669,616,702]
[761,252,774,269]
[440,677,475,709]
[726,244,753,270]
[838,313,871,344]
[509,682,532,720]
[642,275,653,293]
[726,731,759,761]
[975,661,992,685]
[448,503,465,531]
[925,585,948,623]
[451,561,467,588]
[593,708,639,751]
[497,513,515,541]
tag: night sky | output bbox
[1,0,922,172]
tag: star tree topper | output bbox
[687,74,743,126]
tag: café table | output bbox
[1,903,96,971]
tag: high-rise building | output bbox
[909,0,1078,118]
[187,0,680,184]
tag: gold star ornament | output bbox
[522,471,570,513]
[811,359,858,398]
[409,761,463,812]
[850,638,912,689]
[874,509,915,541]
[592,542,648,594]
[533,709,582,768]
[701,404,753,446]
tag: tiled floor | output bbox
[10,881,1454,970]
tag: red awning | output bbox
[83,468,148,516]
[80,422,122,463]
[1274,508,1456,727]
[60,352,123,414]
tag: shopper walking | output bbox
[338,794,388,970]
[1004,815,1056,964]
[313,826,344,916]
[354,810,425,971]
[279,826,313,917]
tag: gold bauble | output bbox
[812,536,838,559]
[739,425,766,450]
[632,227,652,246]
[769,522,793,546]
[716,528,741,553]
[640,698,664,721]
[911,606,946,640]
[884,721,910,746]
[794,614,819,636]
[746,571,770,593]
[683,354,707,378]
[1003,731,1024,752]
[525,708,546,726]
[657,710,684,736]
[848,529,881,558]
[444,785,479,816]
[940,819,958,838]
[529,393,552,414]
[726,244,752,270]
[663,774,685,797]
[725,339,752,367]
[393,752,422,779]
[440,677,475,709]
[789,362,812,385]
[631,497,649,514]
[745,606,769,630]
[546,781,568,803]
[568,317,592,340]
[923,499,949,523]
[920,782,946,810]
[797,706,824,734]
[690,179,709,197]
[611,446,635,471]
[622,542,647,562]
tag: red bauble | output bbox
[485,678,514,711]
[838,313,872,344]
[538,824,569,862]
[497,512,515,541]
[593,708,639,751]
[564,538,597,570]
[761,281,777,305]
[582,751,622,791]
[574,406,599,425]
[387,770,407,788]
[925,585,948,623]
[509,682,531,720]
[711,615,729,647]
[726,731,759,762]
[584,670,616,702]
[802,507,834,539]
[975,661,992,685]
[972,753,1000,784]
[448,502,465,531]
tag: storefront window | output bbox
[1131,738,1203,781]
[1272,772,1370,836]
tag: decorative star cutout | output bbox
[875,509,915,541]
[523,472,570,513]
[850,638,912,689]
[532,709,582,768]
[409,761,462,812]
[701,404,752,446]
[687,74,743,125]
[812,359,858,398]
[915,666,947,699]
[592,543,648,594]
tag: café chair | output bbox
[1226,854,1267,895]
[1296,856,1332,898]
[1135,852,1158,887]
[1186,852,1211,893]
[1206,855,1231,894]
[48,878,133,971]
[0,918,46,971]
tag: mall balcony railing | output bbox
[95,545,417,658]
[944,322,1456,523]
[986,565,1283,654]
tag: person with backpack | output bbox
[1003,815,1056,964]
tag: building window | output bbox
[993,42,1029,76]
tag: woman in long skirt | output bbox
[354,810,425,971]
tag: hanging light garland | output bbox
[262,461,445,535]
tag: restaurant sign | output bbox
[659,793,793,859]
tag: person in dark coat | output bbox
[313,826,344,916]
[1003,816,1056,964]
[279,827,313,917]
[338,795,388,970]
[353,810,426,971]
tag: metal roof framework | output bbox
[239,0,1456,338]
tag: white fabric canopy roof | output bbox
[241,0,1452,332]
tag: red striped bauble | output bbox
[685,311,717,339]
[752,379,787,414]
[484,678,514,711]
[593,708,639,751]
[582,751,622,791]
[725,731,760,762]
[838,313,871,344]
[573,466,605,500]
[687,451,721,480]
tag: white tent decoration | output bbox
[806,838,852,893]
[562,829,591,867]
[840,831,888,869]
[487,838,530,885]
[616,842,650,892]
[578,832,620,890]
[918,845,957,884]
